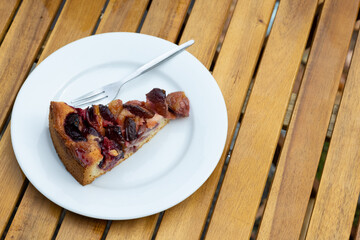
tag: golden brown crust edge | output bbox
[49,102,96,185]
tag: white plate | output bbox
[11,33,227,220]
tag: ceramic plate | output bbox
[11,33,227,219]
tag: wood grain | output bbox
[0,127,25,235]
[305,19,360,239]
[205,0,318,239]
[257,0,360,239]
[106,215,158,239]
[0,0,62,132]
[38,0,107,63]
[56,212,107,240]
[155,0,276,239]
[5,184,62,239]
[96,0,149,34]
[141,0,191,42]
[177,0,233,68]
[0,0,21,42]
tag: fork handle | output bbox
[121,40,195,84]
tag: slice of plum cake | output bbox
[49,88,189,185]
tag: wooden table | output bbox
[1,0,360,239]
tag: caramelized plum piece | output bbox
[105,125,124,146]
[124,117,137,141]
[166,91,190,117]
[146,88,168,117]
[86,106,96,124]
[64,113,86,142]
[99,104,117,124]
[123,103,154,119]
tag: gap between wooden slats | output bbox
[305,5,360,237]
[204,0,318,239]
[256,0,360,239]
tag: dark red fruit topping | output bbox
[123,103,154,119]
[146,88,168,116]
[124,117,137,141]
[146,88,166,102]
[166,91,190,117]
[105,125,124,146]
[98,137,124,170]
[64,113,86,142]
[75,108,87,120]
[87,106,96,123]
[99,104,117,124]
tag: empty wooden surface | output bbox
[155,0,276,238]
[0,0,20,42]
[38,0,107,63]
[97,0,149,34]
[56,212,107,240]
[305,18,360,239]
[141,0,191,42]
[257,0,360,238]
[106,215,158,240]
[6,185,62,239]
[206,0,318,238]
[177,0,233,68]
[0,128,25,234]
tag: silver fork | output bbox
[70,40,195,107]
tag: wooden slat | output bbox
[155,0,276,239]
[205,0,318,239]
[0,0,21,42]
[140,0,191,42]
[305,22,360,240]
[106,215,158,240]
[4,0,110,238]
[257,0,360,239]
[56,212,106,240]
[96,0,149,34]
[0,0,62,131]
[177,0,233,68]
[5,185,62,239]
[0,128,25,234]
